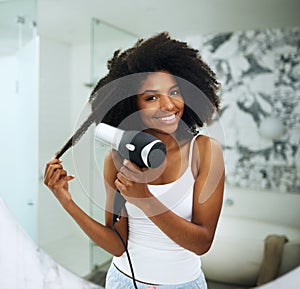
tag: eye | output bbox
[170,89,181,97]
[145,94,158,101]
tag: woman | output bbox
[44,32,225,289]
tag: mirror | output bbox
[1,1,299,288]
[0,0,38,239]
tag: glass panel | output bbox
[90,18,138,85]
[0,0,36,55]
[89,18,138,271]
[0,0,38,241]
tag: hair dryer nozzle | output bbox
[94,123,166,168]
[94,123,124,150]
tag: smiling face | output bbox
[136,71,185,136]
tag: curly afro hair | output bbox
[56,32,221,158]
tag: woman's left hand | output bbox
[114,159,152,206]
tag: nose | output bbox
[160,94,175,111]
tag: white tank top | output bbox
[113,135,202,285]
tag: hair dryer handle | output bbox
[113,189,126,225]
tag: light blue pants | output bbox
[105,263,208,289]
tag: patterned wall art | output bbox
[186,27,300,193]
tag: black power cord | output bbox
[112,190,138,289]
[112,220,138,289]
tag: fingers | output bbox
[115,159,150,195]
[44,158,62,178]
[44,162,63,185]
[44,158,74,189]
[52,174,75,192]
[116,171,128,186]
[47,168,67,188]
[115,170,134,193]
[119,159,146,182]
[122,159,141,172]
[114,178,126,195]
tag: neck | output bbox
[144,129,191,151]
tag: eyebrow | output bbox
[139,84,179,95]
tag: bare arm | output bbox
[43,155,128,256]
[115,136,224,255]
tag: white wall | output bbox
[38,37,78,245]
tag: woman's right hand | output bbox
[44,158,75,208]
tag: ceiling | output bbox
[37,0,300,45]
[1,0,300,54]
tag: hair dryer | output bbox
[94,123,166,224]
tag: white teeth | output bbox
[159,114,176,121]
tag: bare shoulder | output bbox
[191,135,224,176]
[194,135,223,157]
